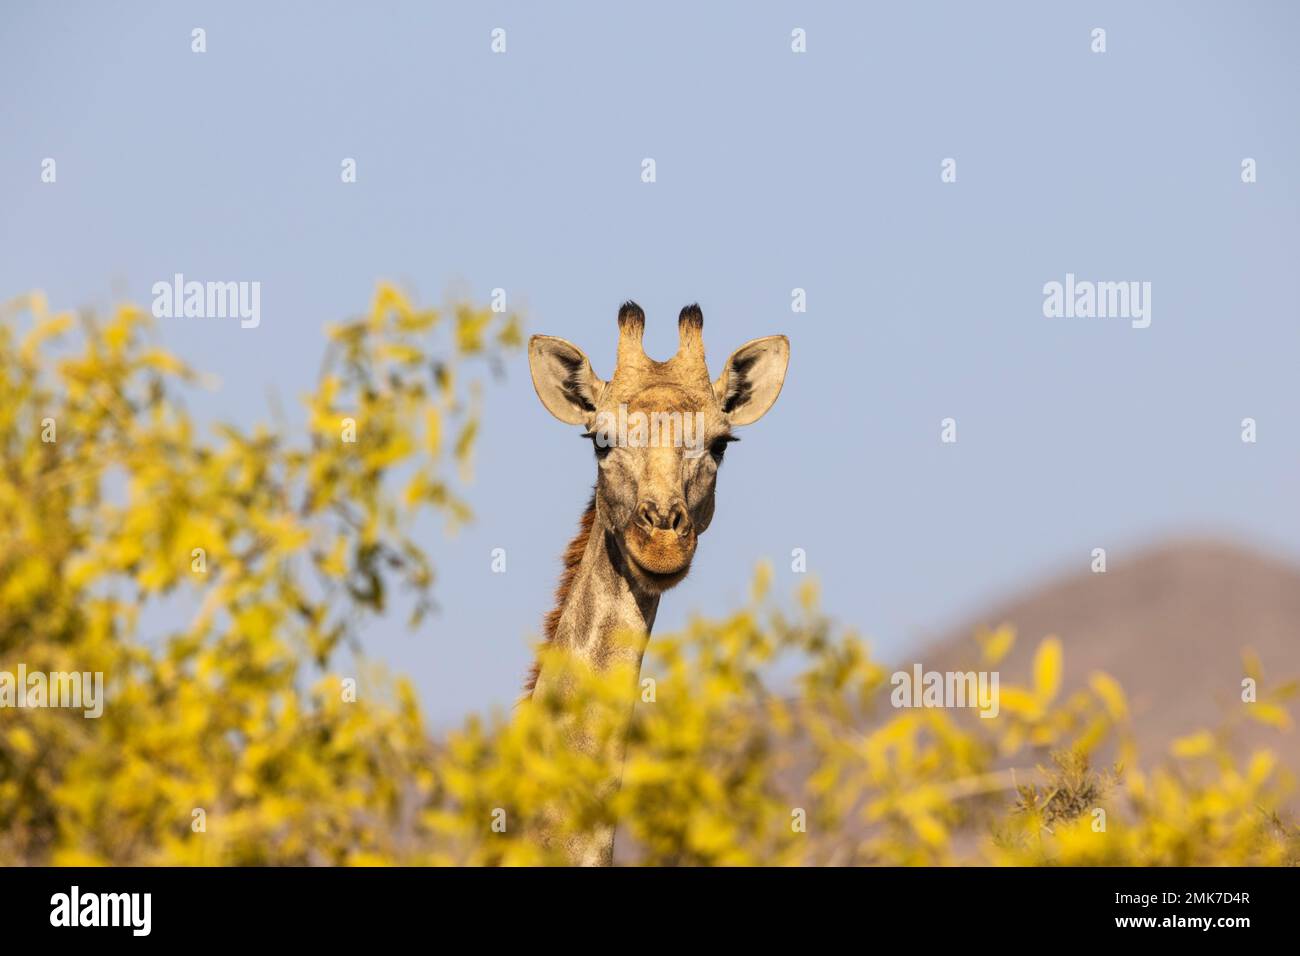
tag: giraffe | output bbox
[523,301,789,864]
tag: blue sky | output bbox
[3,1,1297,725]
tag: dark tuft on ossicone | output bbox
[678,303,703,329]
[618,301,645,330]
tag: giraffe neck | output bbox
[530,509,661,865]
[545,523,659,673]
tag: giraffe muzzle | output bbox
[625,499,697,581]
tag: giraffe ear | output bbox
[529,335,606,425]
[713,335,789,426]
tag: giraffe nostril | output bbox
[636,499,692,536]
[635,501,657,532]
[668,501,691,537]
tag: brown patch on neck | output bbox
[521,490,597,699]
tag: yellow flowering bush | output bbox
[0,289,1294,866]
[0,286,516,865]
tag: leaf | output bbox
[20,311,73,359]
[978,625,1016,664]
[1245,702,1292,731]
[424,406,442,458]
[1170,730,1216,758]
[1088,671,1128,721]
[1033,636,1063,705]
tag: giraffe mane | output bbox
[521,489,597,699]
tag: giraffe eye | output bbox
[582,432,613,460]
[709,435,738,464]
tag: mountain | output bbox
[925,537,1300,773]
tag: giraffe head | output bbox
[529,302,789,592]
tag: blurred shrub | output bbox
[0,289,1294,866]
[0,285,517,864]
